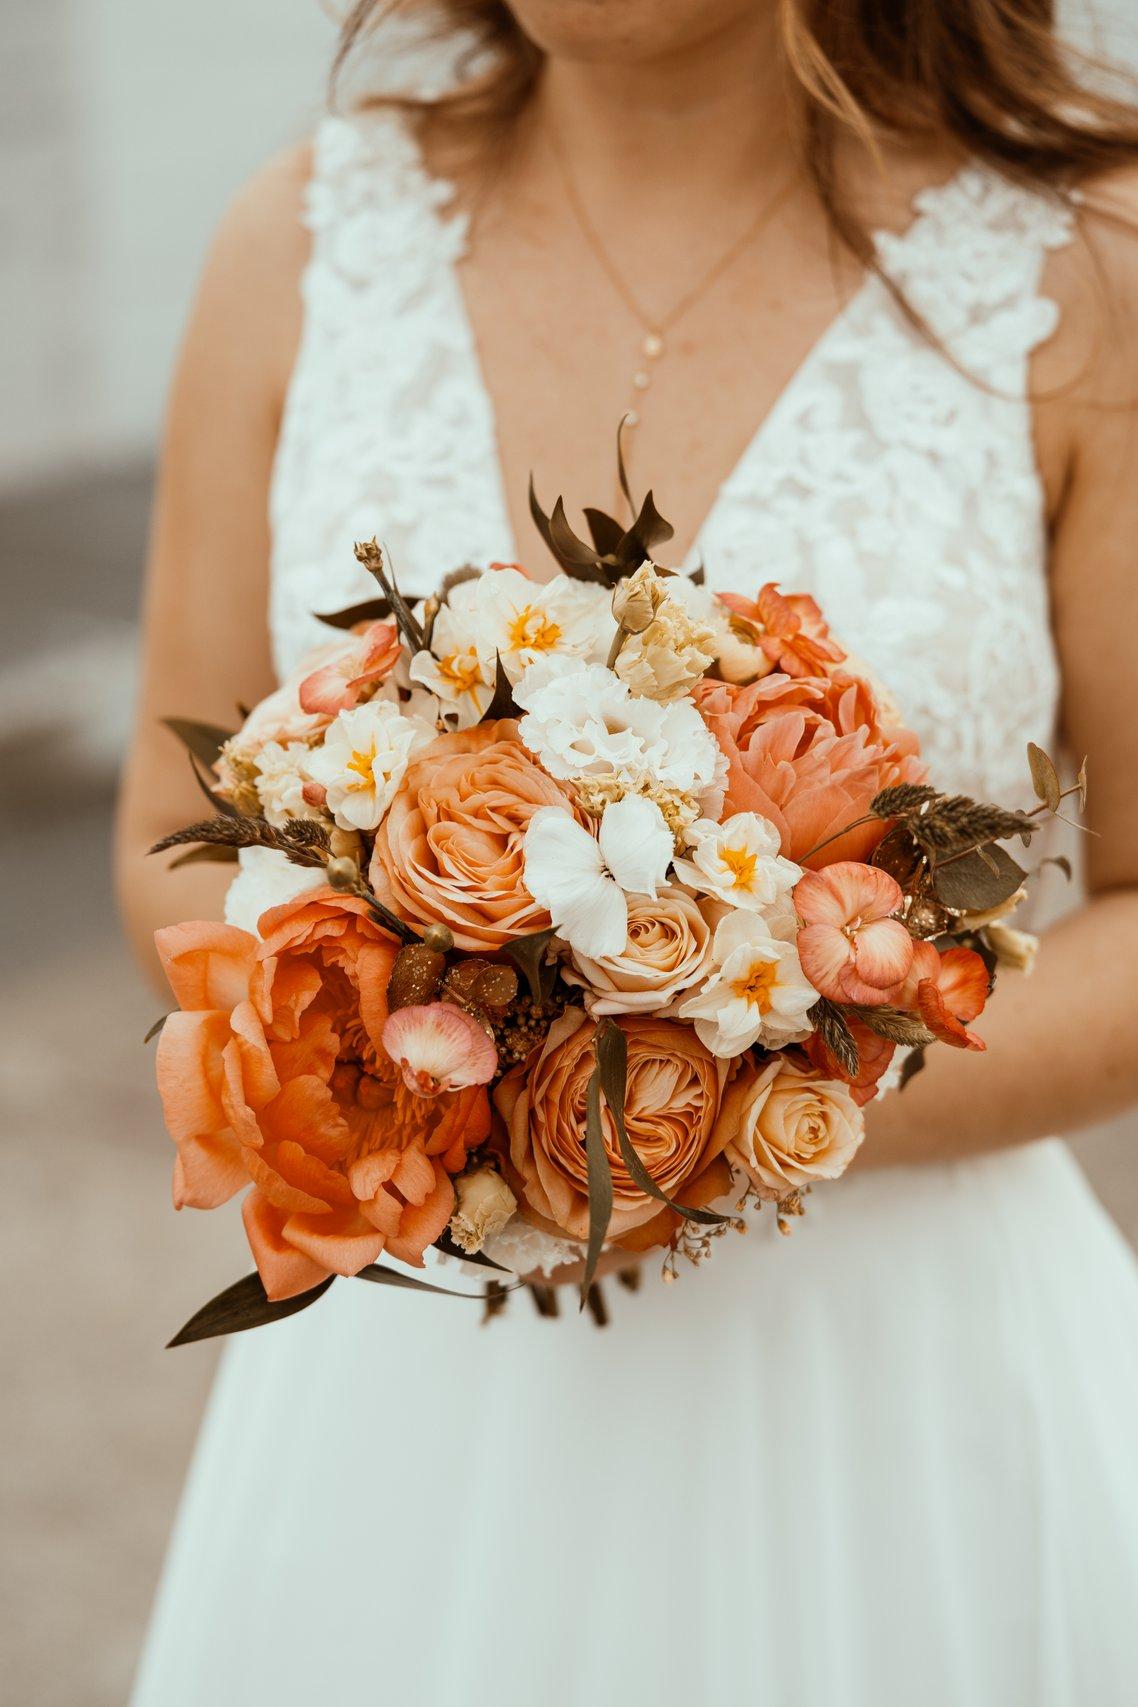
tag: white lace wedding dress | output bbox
[131,108,1138,1706]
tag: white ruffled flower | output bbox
[223,847,325,938]
[515,660,721,796]
[303,700,431,833]
[253,740,317,828]
[674,813,802,914]
[678,909,817,1058]
[522,795,674,959]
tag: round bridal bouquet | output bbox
[151,449,1077,1341]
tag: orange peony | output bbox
[493,1008,730,1250]
[155,892,490,1300]
[693,670,925,866]
[370,718,586,951]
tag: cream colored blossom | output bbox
[563,884,715,1016]
[614,568,718,702]
[715,1058,865,1199]
[449,1167,518,1255]
[986,922,1039,973]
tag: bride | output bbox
[119,2,1138,1702]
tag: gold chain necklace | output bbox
[547,127,796,444]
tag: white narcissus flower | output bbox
[522,795,674,959]
[303,700,432,832]
[674,813,802,913]
[473,566,610,681]
[515,660,721,796]
[678,908,817,1057]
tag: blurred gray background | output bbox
[1,3,1136,1704]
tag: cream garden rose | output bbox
[563,884,715,1015]
[715,1057,865,1199]
[448,1167,518,1256]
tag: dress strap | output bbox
[873,165,1077,389]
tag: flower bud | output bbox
[986,922,1039,974]
[325,855,360,893]
[611,562,661,635]
[448,1167,518,1255]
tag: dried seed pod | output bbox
[325,856,360,893]
[904,897,952,940]
[870,823,924,886]
[422,922,455,954]
[387,944,446,1011]
[442,959,518,1017]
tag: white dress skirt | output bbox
[131,109,1138,1706]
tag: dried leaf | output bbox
[528,1282,560,1318]
[1027,741,1061,812]
[161,717,234,769]
[584,1283,609,1327]
[353,538,423,653]
[1039,854,1073,882]
[354,1263,492,1299]
[808,998,860,1079]
[168,1272,333,1347]
[188,752,240,817]
[582,1056,615,1306]
[143,1014,168,1044]
[620,489,675,568]
[933,843,1027,911]
[583,506,626,557]
[502,928,557,1005]
[433,1229,511,1272]
[597,1020,727,1227]
[168,842,240,869]
[314,596,392,630]
[1076,756,1089,811]
[898,1047,928,1092]
[480,653,520,722]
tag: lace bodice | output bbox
[270,107,1074,809]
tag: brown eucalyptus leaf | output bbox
[143,1014,168,1044]
[314,596,392,630]
[480,653,520,722]
[933,844,1026,911]
[898,1047,928,1092]
[161,717,234,769]
[168,842,240,869]
[168,1272,334,1347]
[1027,741,1061,812]
[502,929,558,1005]
[597,1020,726,1227]
[583,506,626,557]
[581,1057,615,1307]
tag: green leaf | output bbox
[596,1019,727,1227]
[168,1271,334,1347]
[168,842,240,869]
[581,1056,615,1306]
[480,653,520,722]
[143,1014,168,1044]
[1027,741,1061,812]
[161,717,234,769]
[502,928,557,1005]
[314,596,392,630]
[933,843,1027,911]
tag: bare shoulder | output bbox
[183,140,315,410]
[1039,163,1138,390]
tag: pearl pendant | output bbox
[632,370,651,391]
[643,331,664,359]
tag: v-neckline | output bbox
[414,141,972,572]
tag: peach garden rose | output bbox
[494,1007,732,1248]
[561,884,715,1016]
[715,1056,865,1199]
[369,719,587,951]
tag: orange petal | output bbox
[935,946,991,1024]
[155,920,258,1013]
[242,1191,331,1301]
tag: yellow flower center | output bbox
[731,959,780,1012]
[346,744,376,788]
[507,606,562,654]
[437,650,486,697]
[720,844,758,891]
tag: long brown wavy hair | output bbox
[334,0,1138,284]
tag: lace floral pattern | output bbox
[272,112,1072,812]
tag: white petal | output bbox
[598,794,673,896]
[523,808,604,904]
[555,875,629,959]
